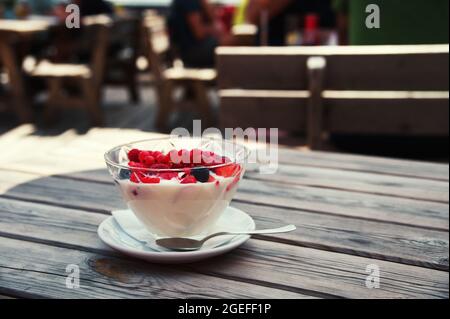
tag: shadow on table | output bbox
[3,168,254,271]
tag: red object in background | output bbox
[218,5,236,33]
[305,13,319,31]
[303,13,320,45]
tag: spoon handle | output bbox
[228,224,296,235]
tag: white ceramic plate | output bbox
[98,206,255,264]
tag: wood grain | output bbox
[276,148,449,181]
[246,164,449,203]
[0,174,448,269]
[0,199,447,298]
[0,237,306,299]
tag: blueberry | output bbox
[118,169,131,180]
[191,168,210,183]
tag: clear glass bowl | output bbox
[104,137,249,237]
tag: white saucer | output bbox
[98,206,255,264]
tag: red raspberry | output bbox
[128,161,145,168]
[128,149,141,162]
[141,176,161,184]
[215,164,240,177]
[130,172,142,183]
[139,151,151,163]
[143,155,155,166]
[207,175,216,183]
[180,175,197,184]
[156,153,170,164]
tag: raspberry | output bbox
[128,149,141,162]
[207,175,216,183]
[143,155,155,166]
[215,164,240,177]
[156,153,169,164]
[139,151,151,163]
[180,175,197,184]
[141,176,160,184]
[128,161,145,168]
[130,172,142,183]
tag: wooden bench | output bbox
[217,45,449,149]
[217,47,312,133]
[306,45,449,149]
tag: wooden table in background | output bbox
[0,125,448,299]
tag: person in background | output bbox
[72,0,114,17]
[334,0,449,45]
[169,0,234,68]
[245,0,336,46]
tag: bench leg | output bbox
[307,57,326,150]
[155,81,174,132]
[44,78,61,125]
[82,79,103,127]
[191,80,213,128]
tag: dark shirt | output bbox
[168,0,204,50]
[78,0,114,17]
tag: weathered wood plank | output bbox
[276,148,449,181]
[0,174,448,269]
[0,199,448,298]
[219,92,308,132]
[2,162,448,231]
[246,164,449,203]
[325,98,449,136]
[0,237,306,299]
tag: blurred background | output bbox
[0,0,448,161]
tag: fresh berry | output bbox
[180,175,197,184]
[127,149,140,162]
[142,155,155,166]
[128,161,145,168]
[156,153,169,164]
[130,172,141,183]
[139,151,151,163]
[118,169,131,180]
[191,168,210,183]
[140,176,161,184]
[208,175,216,183]
[215,164,240,177]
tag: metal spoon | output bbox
[155,224,296,251]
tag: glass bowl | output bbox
[104,137,249,237]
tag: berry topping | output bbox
[143,155,155,166]
[191,168,210,183]
[140,176,161,184]
[215,164,240,177]
[180,175,197,184]
[127,149,140,162]
[139,151,151,163]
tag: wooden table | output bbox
[0,125,448,299]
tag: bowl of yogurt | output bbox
[105,137,249,237]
